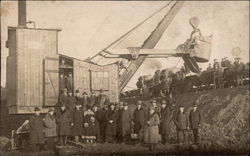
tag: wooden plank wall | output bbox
[9,28,59,114]
[6,29,17,110]
[74,60,119,102]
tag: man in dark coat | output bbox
[105,103,118,143]
[66,91,76,113]
[133,100,147,144]
[121,103,133,143]
[75,89,83,107]
[189,103,202,144]
[56,104,72,145]
[160,100,172,144]
[71,103,84,143]
[97,105,108,143]
[58,88,68,105]
[59,73,66,92]
[89,91,97,107]
[65,72,73,93]
[116,101,124,143]
[173,105,189,144]
[29,107,44,151]
[82,92,90,109]
[96,89,110,108]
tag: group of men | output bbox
[29,90,202,152]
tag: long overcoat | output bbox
[29,115,45,144]
[121,110,133,136]
[159,106,172,135]
[173,111,189,130]
[44,113,57,137]
[144,113,160,144]
[57,109,72,136]
[66,96,76,112]
[189,109,202,129]
[133,108,147,133]
[105,109,118,136]
[72,108,84,136]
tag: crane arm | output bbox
[119,1,185,92]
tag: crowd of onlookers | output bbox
[121,57,249,98]
[27,88,202,152]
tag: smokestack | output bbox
[18,1,27,27]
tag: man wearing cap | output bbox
[121,102,133,144]
[173,105,189,144]
[44,108,57,151]
[71,102,84,143]
[65,72,73,93]
[29,107,44,151]
[160,100,172,145]
[96,89,110,108]
[189,103,202,144]
[57,104,72,145]
[105,103,118,143]
[133,100,147,144]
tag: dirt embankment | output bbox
[169,86,249,153]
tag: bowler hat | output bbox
[75,89,80,93]
[83,92,88,95]
[34,107,41,111]
[151,99,157,103]
[161,100,167,104]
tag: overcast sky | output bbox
[1,1,249,90]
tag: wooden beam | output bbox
[119,1,185,92]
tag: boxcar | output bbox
[6,27,119,114]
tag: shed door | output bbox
[44,57,59,106]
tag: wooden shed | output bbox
[6,27,119,114]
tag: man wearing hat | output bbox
[213,59,220,69]
[57,103,72,145]
[121,102,133,144]
[160,100,172,145]
[75,89,82,106]
[29,107,44,151]
[72,102,84,143]
[59,73,66,92]
[233,57,245,86]
[82,92,89,109]
[189,103,202,144]
[44,108,57,151]
[151,99,161,116]
[173,105,189,144]
[116,101,124,143]
[66,91,76,112]
[96,89,110,108]
[133,100,147,144]
[65,72,73,93]
[89,91,97,107]
[105,103,118,143]
[98,104,109,143]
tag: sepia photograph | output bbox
[0,0,249,156]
